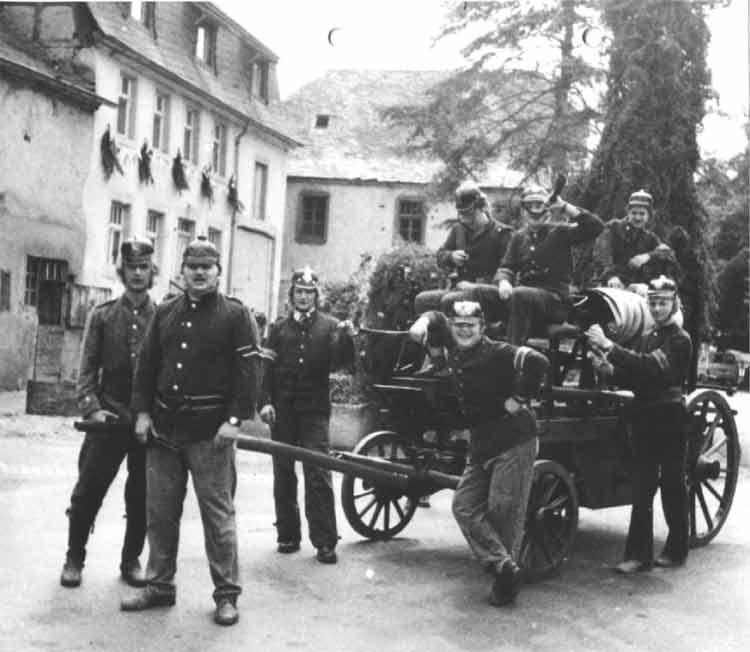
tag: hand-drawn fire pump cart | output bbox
[236,287,741,580]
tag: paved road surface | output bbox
[0,405,748,652]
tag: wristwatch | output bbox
[228,416,241,427]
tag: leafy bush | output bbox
[329,370,370,405]
[365,244,442,330]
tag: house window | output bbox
[195,23,217,67]
[208,227,222,253]
[253,162,268,221]
[25,257,68,325]
[397,199,425,244]
[146,209,164,263]
[117,73,136,138]
[107,201,130,265]
[212,122,227,176]
[315,114,330,129]
[0,270,10,312]
[175,218,195,276]
[184,107,200,164]
[153,92,170,152]
[296,193,329,244]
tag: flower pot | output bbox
[329,402,376,450]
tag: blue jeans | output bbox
[452,437,537,573]
[144,439,241,604]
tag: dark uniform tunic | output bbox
[67,293,156,569]
[416,217,513,337]
[591,218,675,287]
[608,319,692,565]
[498,210,604,299]
[131,290,258,604]
[260,310,354,549]
[436,326,549,574]
[497,210,604,344]
[436,217,513,285]
[132,291,257,441]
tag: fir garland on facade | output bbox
[138,141,154,184]
[172,151,189,193]
[200,166,214,204]
[227,175,244,212]
[100,125,124,179]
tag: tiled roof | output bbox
[282,69,523,186]
[86,2,298,145]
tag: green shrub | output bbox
[365,244,443,330]
[329,369,370,405]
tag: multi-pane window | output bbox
[107,201,130,265]
[25,257,68,325]
[0,270,10,312]
[153,92,169,152]
[117,74,136,137]
[183,107,199,164]
[175,218,195,276]
[297,193,328,244]
[253,162,268,221]
[212,122,228,176]
[146,210,164,263]
[397,199,425,244]
[195,24,217,67]
[208,227,222,253]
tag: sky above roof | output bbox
[217,0,748,159]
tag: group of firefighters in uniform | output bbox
[59,178,692,622]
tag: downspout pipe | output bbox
[227,118,250,294]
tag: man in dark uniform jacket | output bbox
[410,301,549,606]
[258,267,355,564]
[591,189,676,291]
[498,185,604,344]
[122,237,258,627]
[413,181,512,372]
[415,180,512,319]
[586,276,691,574]
[61,236,156,589]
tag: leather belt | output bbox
[155,393,226,414]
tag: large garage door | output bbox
[231,227,274,316]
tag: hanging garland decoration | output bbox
[200,166,214,205]
[138,141,154,184]
[172,151,189,193]
[227,175,245,212]
[100,125,124,179]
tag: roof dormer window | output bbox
[195,22,217,69]
[129,2,154,31]
[315,114,330,129]
[129,1,142,19]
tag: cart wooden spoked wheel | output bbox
[341,431,419,540]
[520,459,579,581]
[686,389,741,547]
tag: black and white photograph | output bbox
[0,0,748,650]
